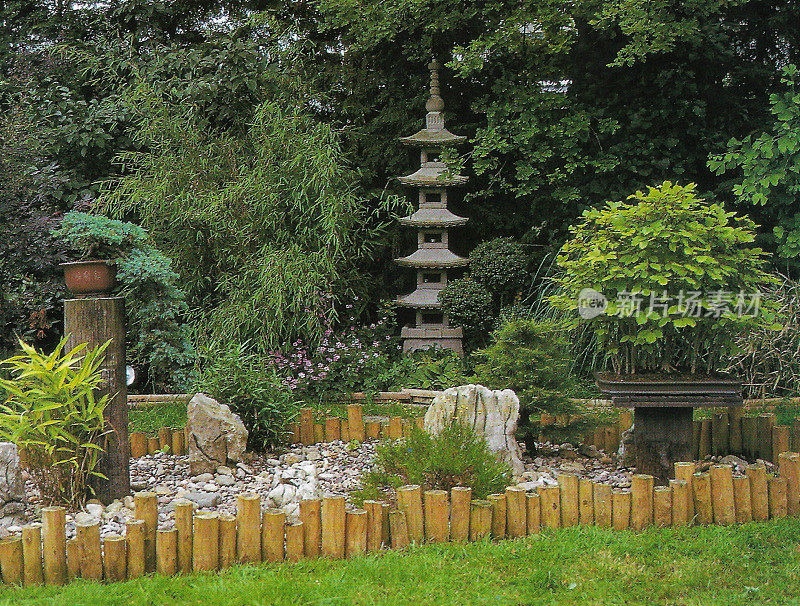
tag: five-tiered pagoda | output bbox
[395,60,469,355]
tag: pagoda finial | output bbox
[426,59,445,112]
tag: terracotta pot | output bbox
[60,260,117,296]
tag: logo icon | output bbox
[578,288,607,319]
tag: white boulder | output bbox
[186,393,248,475]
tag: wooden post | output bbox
[579,478,594,526]
[286,522,304,561]
[698,419,711,459]
[389,510,410,549]
[153,529,177,577]
[526,493,541,534]
[291,422,301,444]
[469,500,492,541]
[612,490,631,530]
[450,487,472,542]
[674,462,696,523]
[741,416,757,459]
[746,465,770,522]
[300,498,322,558]
[158,426,172,452]
[125,519,145,579]
[41,506,67,586]
[65,297,130,503]
[174,499,193,574]
[711,465,736,525]
[729,407,743,454]
[66,538,80,582]
[654,486,672,527]
[130,432,148,458]
[340,421,351,443]
[381,503,391,547]
[631,474,654,531]
[424,490,449,544]
[365,421,382,441]
[325,417,341,441]
[76,521,103,582]
[757,414,773,462]
[773,426,791,465]
[768,476,788,519]
[779,452,800,516]
[593,483,612,528]
[670,480,689,526]
[134,491,158,573]
[692,472,713,525]
[365,500,384,551]
[236,493,262,564]
[172,428,185,455]
[346,510,368,557]
[103,535,127,582]
[733,475,753,524]
[321,496,346,559]
[262,509,286,562]
[148,436,160,455]
[22,524,43,586]
[0,536,23,585]
[712,412,729,456]
[193,513,219,572]
[505,486,527,538]
[388,417,403,440]
[794,419,800,452]
[558,474,579,527]
[540,486,561,530]
[218,515,236,569]
[300,408,314,445]
[692,420,701,460]
[314,423,324,444]
[488,493,506,539]
[397,485,424,544]
[347,405,365,442]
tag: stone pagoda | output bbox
[395,59,469,356]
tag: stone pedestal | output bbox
[632,406,693,485]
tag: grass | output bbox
[4,519,800,605]
[128,403,187,437]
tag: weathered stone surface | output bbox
[424,384,524,475]
[0,443,25,516]
[618,424,635,468]
[187,393,248,475]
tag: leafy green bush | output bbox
[0,337,109,507]
[353,421,513,506]
[438,277,495,349]
[52,211,148,260]
[378,348,468,391]
[470,237,529,304]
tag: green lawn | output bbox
[128,403,187,436]
[4,519,800,605]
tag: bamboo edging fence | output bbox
[3,456,799,587]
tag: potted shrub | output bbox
[551,181,775,481]
[52,211,149,296]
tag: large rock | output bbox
[0,443,25,516]
[187,394,248,475]
[424,384,524,475]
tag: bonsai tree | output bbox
[551,181,774,375]
[52,211,149,261]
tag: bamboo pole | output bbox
[135,492,158,573]
[236,493,262,564]
[654,486,672,527]
[325,417,341,441]
[148,436,160,455]
[389,510,409,549]
[593,483,612,528]
[314,423,324,444]
[102,535,127,582]
[388,417,403,440]
[381,503,391,547]
[768,476,788,519]
[366,421,382,440]
[341,422,351,442]
[76,521,103,582]
[488,493,507,539]
[692,472,713,525]
[505,486,527,539]
[175,499,193,574]
[698,419,711,459]
[300,498,322,558]
[733,475,753,524]
[579,478,594,526]
[41,506,67,586]
[153,528,177,576]
[347,405,365,442]
[193,513,219,572]
[526,493,541,534]
[262,509,286,562]
[773,426,791,465]
[0,536,23,585]
[711,465,736,525]
[159,426,172,452]
[397,485,424,544]
[424,490,449,544]
[346,509,368,558]
[469,500,493,541]
[631,474,654,531]
[450,487,472,542]
[558,474,579,527]
[291,423,301,444]
[286,522,304,561]
[130,432,148,458]
[540,486,561,530]
[674,462,696,523]
[66,538,80,582]
[300,407,314,445]
[670,480,689,527]
[612,490,631,530]
[22,523,43,586]
[364,500,384,551]
[218,515,236,569]
[746,465,770,522]
[778,452,800,516]
[172,428,185,455]
[126,519,145,579]
[321,496,346,559]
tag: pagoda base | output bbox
[400,325,463,356]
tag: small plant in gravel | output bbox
[353,420,513,506]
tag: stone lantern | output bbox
[395,59,469,355]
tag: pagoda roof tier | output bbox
[399,127,466,147]
[399,208,468,227]
[394,248,469,268]
[396,288,442,309]
[398,161,468,187]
